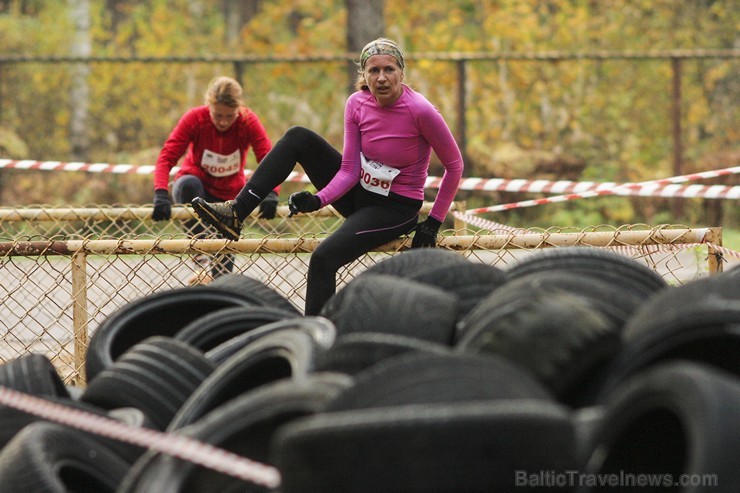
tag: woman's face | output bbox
[209,102,239,132]
[363,54,404,107]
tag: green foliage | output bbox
[0,0,736,232]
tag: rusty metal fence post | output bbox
[71,251,89,385]
[704,227,724,274]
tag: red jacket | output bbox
[154,105,276,200]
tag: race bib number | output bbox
[360,153,400,196]
[201,149,241,177]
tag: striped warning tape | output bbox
[466,166,740,214]
[456,180,739,199]
[0,385,281,488]
[1,160,737,199]
[450,211,740,259]
[451,211,527,234]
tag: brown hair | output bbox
[204,76,243,108]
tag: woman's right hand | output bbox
[288,191,321,217]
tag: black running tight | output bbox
[237,126,421,315]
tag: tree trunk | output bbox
[345,0,384,93]
[223,0,262,47]
[69,0,91,161]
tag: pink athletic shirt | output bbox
[154,105,274,200]
[316,85,464,222]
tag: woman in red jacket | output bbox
[151,76,278,283]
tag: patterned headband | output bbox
[359,38,405,70]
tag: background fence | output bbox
[0,202,730,385]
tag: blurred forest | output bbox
[0,0,737,233]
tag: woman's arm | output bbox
[419,106,464,222]
[315,95,363,206]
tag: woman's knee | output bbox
[307,248,331,275]
[308,242,346,277]
[281,126,330,152]
[283,125,312,140]
[172,175,205,203]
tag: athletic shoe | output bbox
[191,198,242,241]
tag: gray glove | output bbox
[258,191,279,219]
[152,189,172,221]
[288,191,321,217]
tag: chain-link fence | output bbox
[0,203,727,385]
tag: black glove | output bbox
[411,217,442,248]
[288,191,321,217]
[152,189,172,221]
[258,191,279,219]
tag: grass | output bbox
[722,228,739,252]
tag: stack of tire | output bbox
[0,247,738,492]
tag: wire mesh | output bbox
[0,204,726,385]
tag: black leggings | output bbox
[173,175,234,276]
[240,126,421,315]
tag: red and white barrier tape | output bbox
[0,385,281,489]
[600,242,739,259]
[449,211,740,259]
[466,166,740,214]
[451,211,527,234]
[2,159,738,199]
[434,177,739,197]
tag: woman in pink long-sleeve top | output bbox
[192,38,464,315]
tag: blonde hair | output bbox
[204,76,243,108]
[354,38,406,91]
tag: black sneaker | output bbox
[191,198,242,241]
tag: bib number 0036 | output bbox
[360,154,400,196]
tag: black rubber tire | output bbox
[0,395,152,465]
[314,332,451,375]
[624,273,740,341]
[724,262,740,277]
[505,246,668,299]
[118,374,353,493]
[325,351,553,412]
[167,328,325,431]
[357,248,470,279]
[456,285,620,406]
[0,395,103,450]
[86,285,262,381]
[207,273,301,314]
[174,305,300,353]
[81,336,216,430]
[354,249,499,320]
[458,269,643,341]
[589,274,740,402]
[320,273,460,345]
[272,400,576,493]
[204,316,337,366]
[103,406,157,463]
[578,361,740,493]
[400,261,508,320]
[572,406,605,467]
[0,421,130,493]
[0,353,68,398]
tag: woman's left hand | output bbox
[411,217,442,248]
